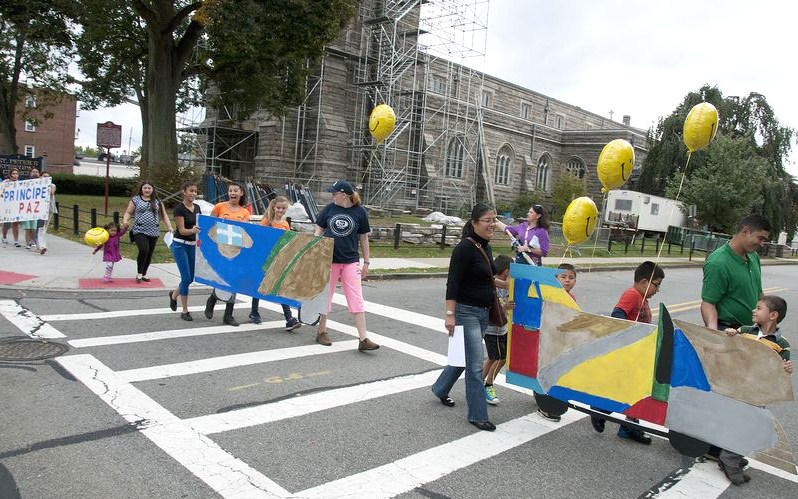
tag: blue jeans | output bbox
[432,303,489,423]
[170,241,195,296]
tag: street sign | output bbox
[96,121,122,148]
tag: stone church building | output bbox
[202,0,648,215]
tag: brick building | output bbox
[14,89,77,173]
[201,0,648,213]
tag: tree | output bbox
[75,0,358,190]
[665,135,767,233]
[0,1,75,155]
[639,85,796,237]
[550,170,587,222]
[73,2,150,167]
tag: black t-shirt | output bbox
[173,203,200,241]
[316,203,371,263]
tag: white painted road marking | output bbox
[69,320,284,347]
[119,340,359,382]
[0,300,65,338]
[57,354,291,498]
[30,293,798,498]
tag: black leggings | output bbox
[133,232,158,275]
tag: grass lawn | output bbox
[50,194,793,265]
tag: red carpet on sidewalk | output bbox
[0,270,37,285]
[79,278,164,289]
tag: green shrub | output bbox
[51,173,136,197]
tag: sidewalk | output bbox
[0,234,791,292]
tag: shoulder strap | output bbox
[467,237,496,289]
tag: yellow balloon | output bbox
[597,139,635,193]
[683,102,719,152]
[562,197,598,245]
[85,227,110,246]
[369,104,396,143]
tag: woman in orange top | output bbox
[249,196,301,330]
[204,182,249,326]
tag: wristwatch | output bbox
[445,310,454,316]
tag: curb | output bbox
[3,258,796,292]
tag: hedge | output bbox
[51,173,136,197]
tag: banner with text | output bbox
[0,177,52,222]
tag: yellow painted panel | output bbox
[556,331,657,405]
[540,286,580,310]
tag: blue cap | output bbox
[326,179,354,195]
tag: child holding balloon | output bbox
[93,222,128,283]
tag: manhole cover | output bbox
[0,338,69,361]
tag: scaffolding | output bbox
[349,0,489,211]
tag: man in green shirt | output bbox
[701,214,771,330]
[700,213,771,486]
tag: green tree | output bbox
[75,0,358,191]
[550,170,587,222]
[665,135,767,233]
[640,85,796,238]
[0,1,75,154]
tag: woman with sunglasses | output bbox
[504,204,550,265]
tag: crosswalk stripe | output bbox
[69,321,284,347]
[296,411,586,499]
[57,354,291,498]
[118,340,360,382]
[0,299,65,338]
[187,370,443,435]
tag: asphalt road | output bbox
[1,266,797,498]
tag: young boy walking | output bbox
[483,255,513,405]
[717,295,793,485]
[591,261,664,444]
[536,263,579,422]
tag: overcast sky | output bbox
[77,0,798,174]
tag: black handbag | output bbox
[468,238,508,327]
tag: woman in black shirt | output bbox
[432,203,499,431]
[168,181,201,320]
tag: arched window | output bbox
[495,145,512,185]
[536,153,550,191]
[566,157,586,179]
[446,136,467,178]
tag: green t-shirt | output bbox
[701,243,762,327]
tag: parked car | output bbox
[75,152,85,160]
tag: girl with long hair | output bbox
[123,181,173,282]
[249,196,301,330]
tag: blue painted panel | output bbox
[548,386,630,414]
[670,329,711,391]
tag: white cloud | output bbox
[76,1,798,175]
[484,0,798,175]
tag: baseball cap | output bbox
[326,179,354,195]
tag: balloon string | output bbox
[640,151,692,308]
[585,191,609,274]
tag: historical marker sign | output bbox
[96,121,122,148]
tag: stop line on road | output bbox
[4,296,797,498]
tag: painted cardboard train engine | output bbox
[505,264,794,458]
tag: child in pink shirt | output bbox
[93,222,128,282]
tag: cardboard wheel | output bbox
[534,393,568,416]
[668,431,710,457]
